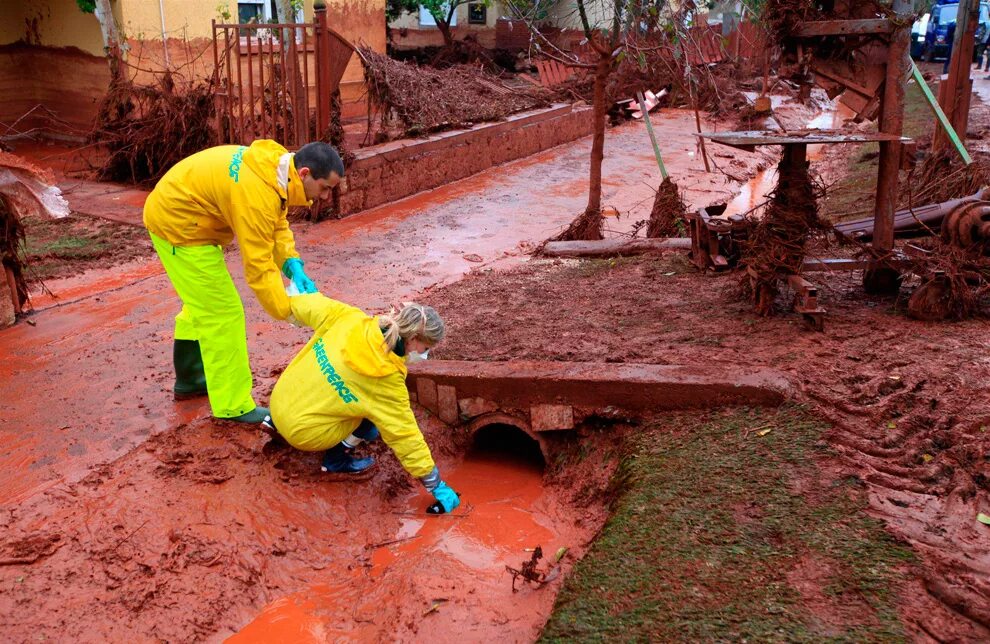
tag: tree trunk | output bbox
[93,0,123,81]
[437,20,454,47]
[586,55,611,216]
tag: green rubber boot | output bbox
[223,406,270,424]
[173,339,208,400]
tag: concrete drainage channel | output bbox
[407,359,793,464]
[0,359,793,641]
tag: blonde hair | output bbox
[379,302,445,352]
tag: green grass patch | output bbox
[24,234,111,259]
[541,406,914,642]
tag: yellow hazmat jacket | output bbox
[143,140,311,320]
[270,294,436,478]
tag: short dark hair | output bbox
[295,142,345,179]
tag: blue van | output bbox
[919,0,990,61]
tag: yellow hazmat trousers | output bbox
[150,233,255,418]
[270,294,436,479]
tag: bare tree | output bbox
[513,0,669,238]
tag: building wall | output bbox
[0,1,112,134]
[390,2,505,30]
[0,0,109,54]
[0,0,384,137]
[120,0,216,42]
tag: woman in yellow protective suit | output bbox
[263,295,462,514]
[144,140,344,423]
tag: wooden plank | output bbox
[794,19,892,37]
[542,237,692,258]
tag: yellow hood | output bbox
[241,139,311,208]
[340,316,407,378]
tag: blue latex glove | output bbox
[282,258,318,294]
[429,481,461,514]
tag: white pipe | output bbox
[158,0,171,67]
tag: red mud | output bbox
[0,413,607,641]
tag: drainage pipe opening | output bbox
[470,423,546,470]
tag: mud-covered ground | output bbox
[0,411,616,641]
[4,74,988,640]
[423,252,990,638]
[20,213,152,283]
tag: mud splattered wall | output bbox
[0,1,111,135]
[0,0,384,137]
[317,0,387,117]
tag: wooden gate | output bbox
[211,5,354,148]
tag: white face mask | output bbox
[407,349,429,364]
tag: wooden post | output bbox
[865,0,911,295]
[314,0,331,139]
[935,0,977,152]
[872,0,911,254]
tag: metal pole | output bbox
[636,92,668,180]
[314,1,331,139]
[911,61,972,164]
[158,0,171,67]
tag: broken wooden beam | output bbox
[541,237,691,258]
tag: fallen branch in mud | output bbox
[365,535,420,550]
[541,237,691,258]
[505,545,565,592]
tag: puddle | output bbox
[230,432,579,642]
[724,167,778,217]
[723,99,856,218]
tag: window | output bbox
[468,3,487,25]
[419,3,457,27]
[238,0,271,24]
[237,1,304,24]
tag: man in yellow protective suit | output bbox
[144,140,344,423]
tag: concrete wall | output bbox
[0,1,111,134]
[340,103,592,214]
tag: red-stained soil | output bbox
[421,251,990,637]
[0,411,614,641]
[2,101,770,640]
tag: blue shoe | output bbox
[321,443,375,474]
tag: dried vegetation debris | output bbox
[902,149,990,209]
[647,177,688,238]
[92,72,218,186]
[358,46,552,137]
[741,158,827,315]
[894,153,990,320]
